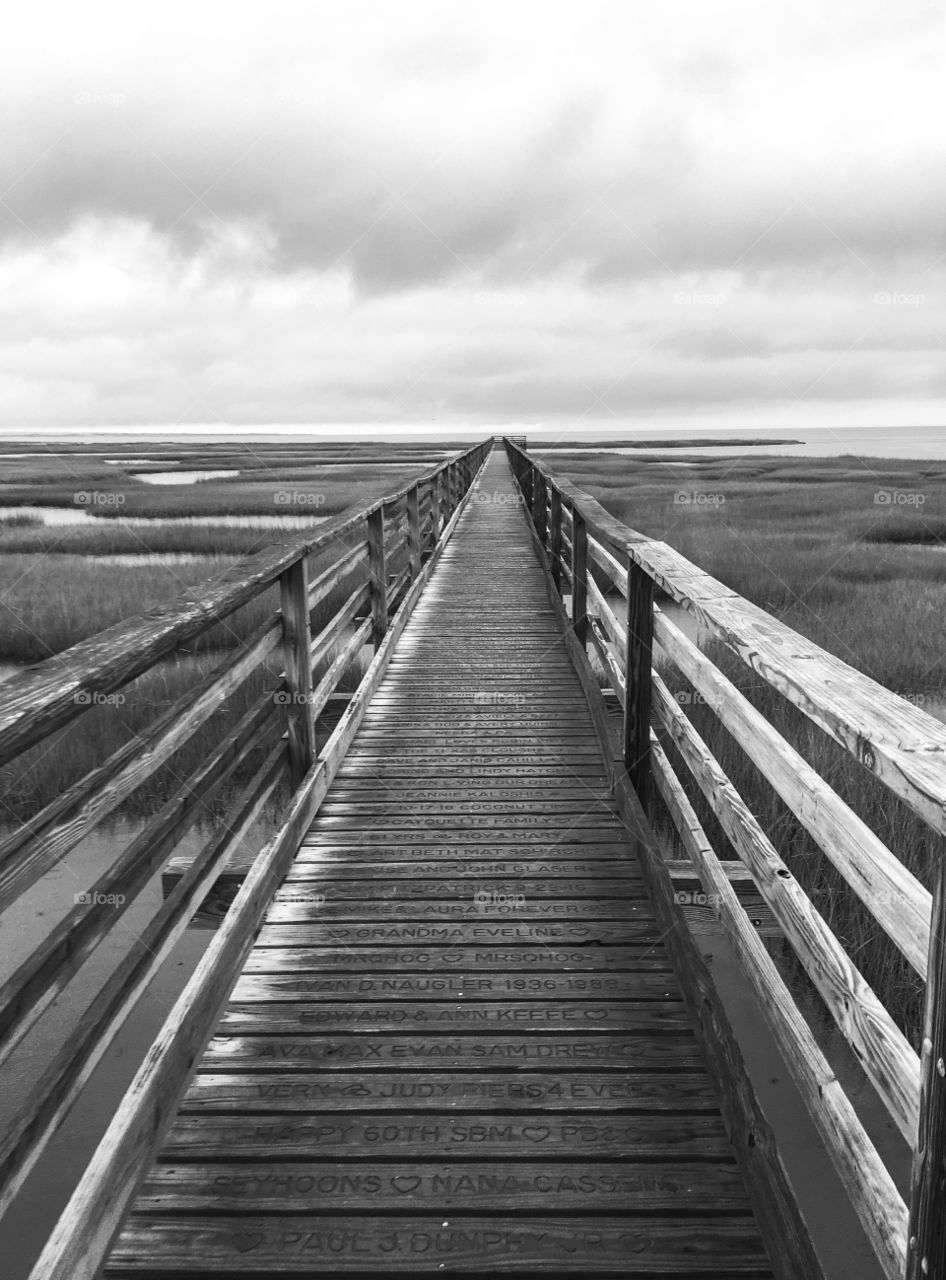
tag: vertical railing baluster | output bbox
[366,506,388,651]
[571,506,588,646]
[407,484,422,577]
[908,858,946,1280]
[623,552,654,810]
[279,555,316,785]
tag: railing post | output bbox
[571,507,588,646]
[366,506,388,651]
[407,484,422,577]
[521,455,529,506]
[549,487,563,594]
[623,552,654,809]
[431,473,443,543]
[908,857,946,1280]
[279,556,316,785]
[532,467,547,544]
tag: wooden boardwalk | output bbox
[105,456,774,1275]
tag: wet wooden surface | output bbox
[107,455,774,1276]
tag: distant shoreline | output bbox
[536,437,804,450]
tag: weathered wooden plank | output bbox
[272,877,642,901]
[296,838,636,857]
[264,898,649,923]
[161,1111,724,1158]
[283,857,640,877]
[218,998,688,1035]
[199,1032,704,1070]
[309,814,620,832]
[256,920,662,947]
[106,1214,773,1274]
[242,944,667,973]
[231,971,681,1001]
[180,1070,718,1111]
[135,1158,751,1212]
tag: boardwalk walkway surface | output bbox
[106,455,773,1276]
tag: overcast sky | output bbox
[1,1,944,434]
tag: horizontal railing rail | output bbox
[0,438,492,1278]
[505,437,946,1280]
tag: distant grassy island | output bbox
[536,436,803,449]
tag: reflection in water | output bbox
[0,813,273,1280]
[0,505,326,529]
[699,930,907,1280]
[134,470,240,485]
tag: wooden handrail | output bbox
[504,436,946,1280]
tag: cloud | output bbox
[0,0,944,427]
